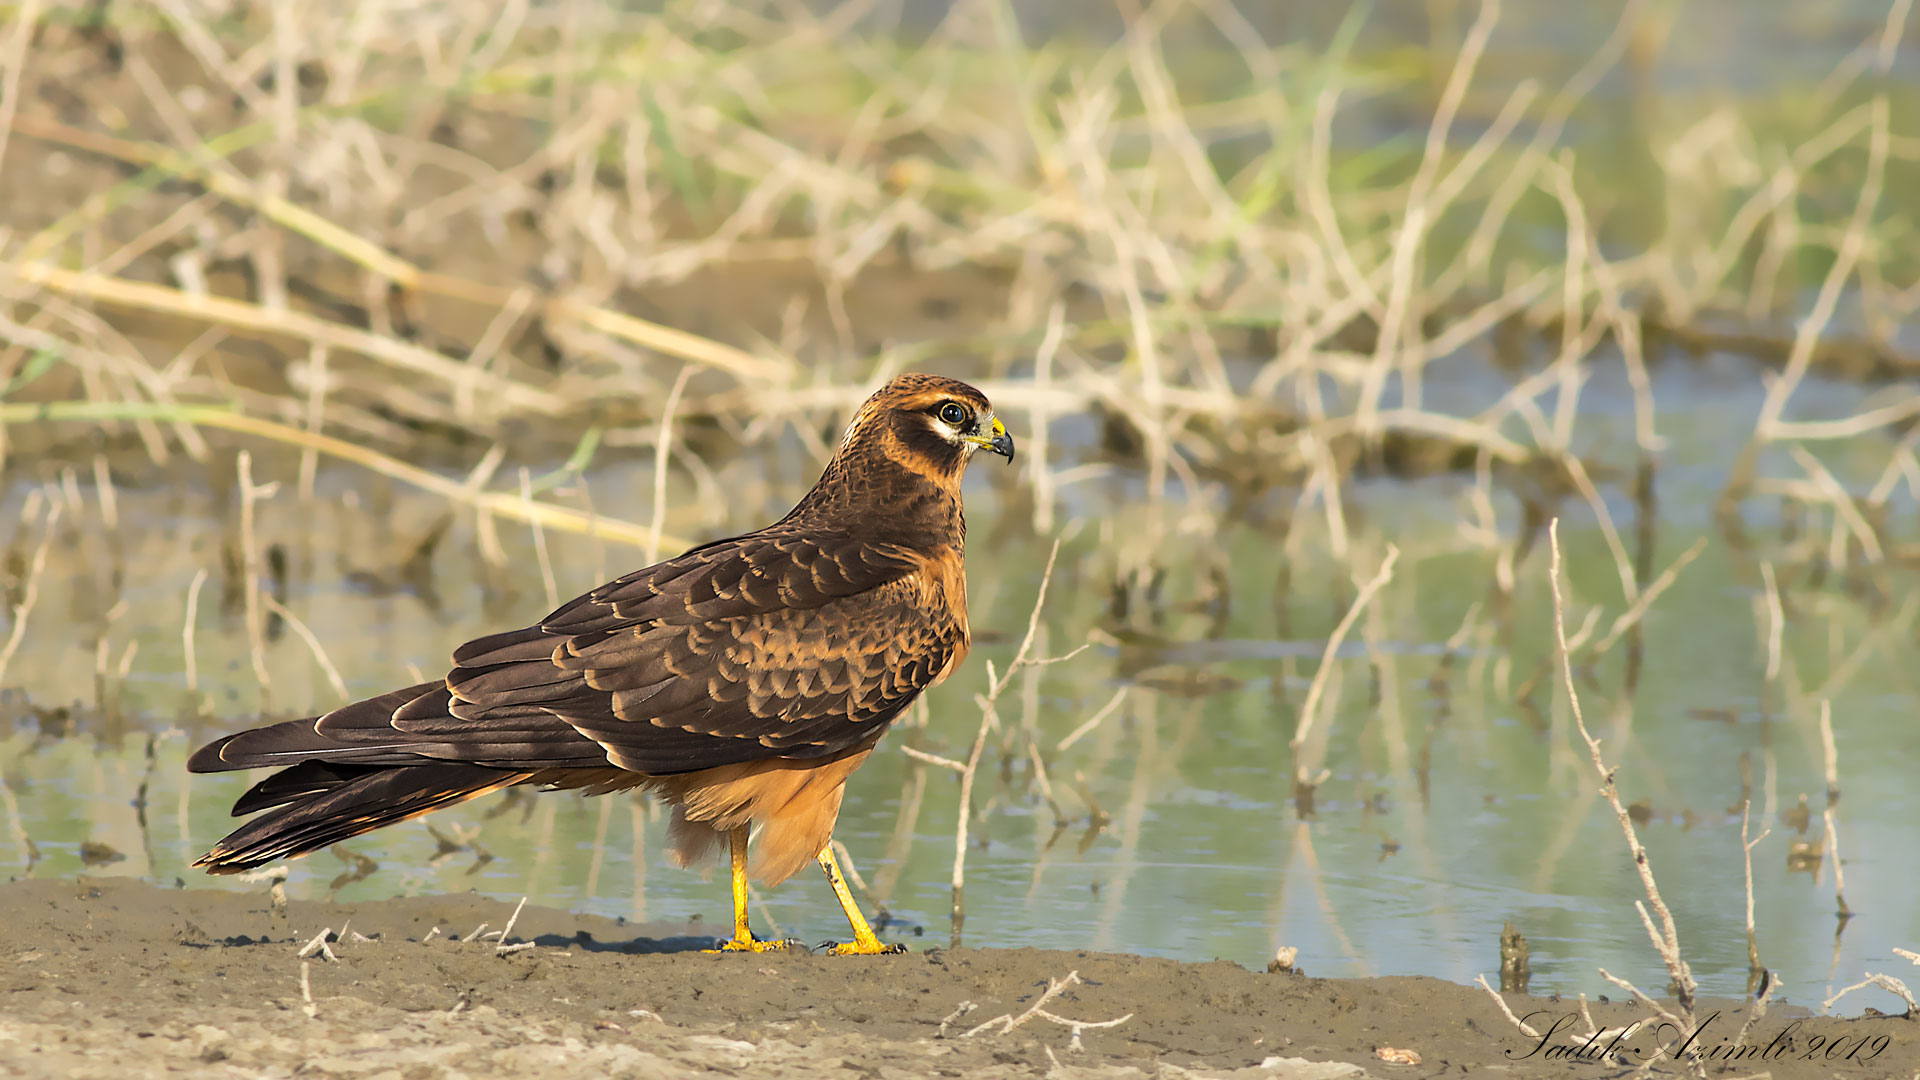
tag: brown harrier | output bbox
[189,373,1013,955]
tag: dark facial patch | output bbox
[893,409,969,476]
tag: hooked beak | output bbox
[968,414,1015,463]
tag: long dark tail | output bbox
[191,761,529,872]
[188,683,530,873]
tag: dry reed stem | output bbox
[298,959,317,1019]
[296,927,339,962]
[237,451,273,707]
[1864,426,1920,508]
[1056,687,1128,753]
[899,746,965,773]
[1771,396,1920,443]
[1722,797,1779,1059]
[1593,968,1699,1079]
[1798,593,1920,708]
[1818,702,1849,919]
[1590,537,1707,655]
[872,751,929,908]
[1729,981,1776,1063]
[495,896,530,955]
[1290,545,1399,767]
[181,567,208,694]
[584,795,615,899]
[937,1000,978,1037]
[259,594,349,704]
[0,402,689,551]
[1740,800,1770,979]
[1544,156,1593,451]
[1548,520,1697,1019]
[1359,0,1499,422]
[90,453,119,531]
[0,1,43,181]
[0,496,60,689]
[1736,91,1890,498]
[0,765,35,870]
[518,468,559,611]
[1023,737,1062,824]
[647,365,693,566]
[1026,302,1066,534]
[1786,446,1884,565]
[1453,0,1645,285]
[944,539,1063,945]
[1757,561,1783,685]
[1823,974,1918,1016]
[297,344,326,500]
[8,262,564,417]
[959,970,1131,1052]
[1472,975,1541,1038]
[1556,448,1639,606]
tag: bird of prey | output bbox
[188,373,1014,955]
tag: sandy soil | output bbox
[0,878,1910,1079]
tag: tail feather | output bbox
[187,682,446,773]
[229,760,383,815]
[190,679,597,873]
[194,762,530,873]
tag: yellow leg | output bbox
[817,842,905,956]
[704,827,789,953]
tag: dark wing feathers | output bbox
[449,626,560,667]
[545,535,918,630]
[194,531,961,783]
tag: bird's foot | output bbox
[814,937,908,956]
[705,933,798,954]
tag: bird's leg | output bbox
[705,826,789,953]
[816,841,905,955]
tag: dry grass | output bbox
[0,0,1911,529]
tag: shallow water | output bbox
[4,343,1917,1015]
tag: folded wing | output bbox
[190,530,964,780]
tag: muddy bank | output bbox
[0,878,1910,1079]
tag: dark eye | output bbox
[937,401,968,426]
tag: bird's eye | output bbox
[937,402,968,426]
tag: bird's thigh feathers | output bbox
[649,743,875,886]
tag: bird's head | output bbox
[837,373,1015,489]
[784,373,1014,535]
